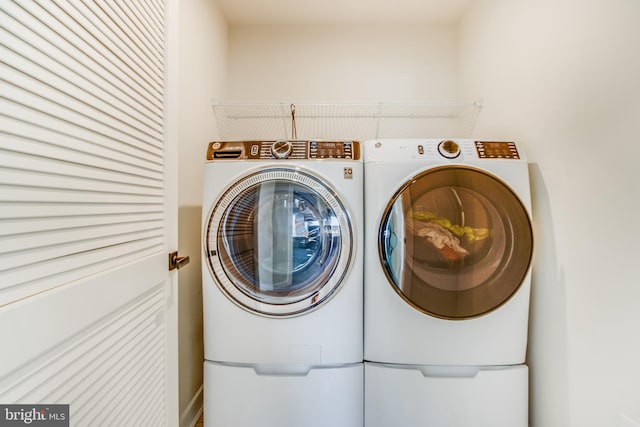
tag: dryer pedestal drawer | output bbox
[365,362,528,427]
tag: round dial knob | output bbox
[438,140,461,159]
[271,140,293,159]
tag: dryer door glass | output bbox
[205,168,354,317]
[379,166,533,319]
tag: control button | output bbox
[271,140,293,159]
[438,140,461,159]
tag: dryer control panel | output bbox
[475,141,520,159]
[207,140,361,161]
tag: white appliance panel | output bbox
[365,362,528,427]
[205,361,363,427]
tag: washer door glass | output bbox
[205,168,353,317]
[380,166,533,319]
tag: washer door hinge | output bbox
[168,251,190,271]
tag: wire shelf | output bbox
[211,101,483,140]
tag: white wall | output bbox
[226,24,459,102]
[177,0,227,425]
[459,1,640,426]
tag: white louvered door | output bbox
[0,0,178,425]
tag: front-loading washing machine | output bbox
[202,140,363,427]
[363,138,534,427]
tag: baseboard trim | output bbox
[180,384,204,427]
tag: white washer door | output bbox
[204,167,354,317]
[379,166,533,319]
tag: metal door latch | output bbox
[168,251,190,271]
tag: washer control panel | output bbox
[207,140,361,160]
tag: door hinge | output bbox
[168,251,190,271]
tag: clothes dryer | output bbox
[364,138,533,366]
[202,140,363,426]
[363,138,533,427]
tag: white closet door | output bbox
[0,0,178,425]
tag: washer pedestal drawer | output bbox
[204,361,363,427]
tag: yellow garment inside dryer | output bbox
[411,210,491,243]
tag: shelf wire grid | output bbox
[212,101,483,141]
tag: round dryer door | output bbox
[379,166,533,319]
[204,168,354,317]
